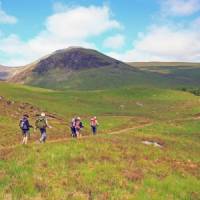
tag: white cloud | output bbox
[103,34,125,49]
[0,5,121,66]
[108,23,200,62]
[46,5,121,39]
[108,1,200,62]
[160,0,200,16]
[0,2,17,24]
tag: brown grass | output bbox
[124,169,144,182]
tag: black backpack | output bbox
[80,122,84,128]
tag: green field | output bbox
[0,82,199,200]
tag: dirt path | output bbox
[0,115,198,152]
[173,116,200,122]
[0,122,152,151]
[47,122,153,145]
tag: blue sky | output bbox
[0,0,200,66]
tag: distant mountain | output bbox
[9,47,144,89]
[128,62,200,88]
[0,65,21,80]
[128,62,200,69]
[7,48,200,90]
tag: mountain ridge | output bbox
[0,65,22,80]
[1,47,200,90]
[8,47,140,89]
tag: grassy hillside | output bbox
[128,62,200,68]
[23,66,168,90]
[128,62,200,88]
[1,82,200,119]
[0,82,199,199]
[9,47,134,89]
[1,125,199,200]
[6,47,200,90]
[17,65,200,90]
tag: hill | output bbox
[0,65,21,80]
[128,62,200,68]
[128,62,200,88]
[9,47,141,89]
[7,47,186,90]
[0,82,199,199]
[2,49,200,90]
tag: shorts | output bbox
[22,129,29,137]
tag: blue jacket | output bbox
[19,118,32,130]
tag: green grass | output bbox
[23,66,166,90]
[129,62,200,88]
[19,64,200,90]
[0,82,199,199]
[1,82,199,119]
[0,127,199,200]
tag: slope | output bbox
[8,47,185,90]
[9,47,137,88]
[0,65,21,80]
[0,82,199,199]
[128,62,200,88]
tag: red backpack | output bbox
[91,118,97,126]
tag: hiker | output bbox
[19,114,33,145]
[35,112,51,143]
[90,116,99,135]
[75,117,84,138]
[70,117,76,137]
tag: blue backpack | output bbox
[19,118,28,130]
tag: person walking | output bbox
[75,117,84,138]
[19,114,33,145]
[70,117,76,138]
[35,112,51,143]
[90,116,99,135]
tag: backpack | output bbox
[91,118,97,126]
[71,118,76,127]
[75,120,83,129]
[80,121,84,128]
[35,116,47,129]
[19,118,28,130]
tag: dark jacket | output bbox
[19,117,32,130]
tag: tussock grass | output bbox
[0,82,199,199]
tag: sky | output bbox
[0,0,200,66]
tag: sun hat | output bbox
[41,112,46,117]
